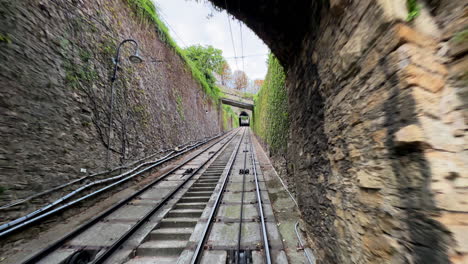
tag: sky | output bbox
[153,0,269,81]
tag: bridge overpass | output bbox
[220,87,254,111]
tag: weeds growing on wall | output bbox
[253,54,288,155]
[222,105,239,130]
[406,0,421,22]
[125,0,221,101]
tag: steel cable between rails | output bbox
[251,136,316,264]
[0,132,228,237]
[189,128,246,264]
[235,129,249,263]
[249,131,272,264]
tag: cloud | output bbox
[154,0,269,80]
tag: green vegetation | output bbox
[406,0,421,22]
[0,33,11,44]
[222,105,239,130]
[125,0,221,101]
[175,93,185,120]
[184,45,225,93]
[63,51,99,90]
[0,186,5,196]
[242,92,255,100]
[133,104,150,126]
[252,54,288,154]
[454,29,468,43]
[184,45,225,75]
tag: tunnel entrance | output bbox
[239,111,250,127]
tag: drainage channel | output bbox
[19,130,241,264]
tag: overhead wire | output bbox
[239,22,245,73]
[238,0,245,76]
[157,8,188,47]
[224,53,268,59]
[224,0,239,70]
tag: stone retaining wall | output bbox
[0,0,222,207]
[208,0,467,262]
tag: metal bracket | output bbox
[64,249,98,264]
[227,250,253,264]
[184,168,194,174]
[239,169,250,174]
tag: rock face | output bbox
[0,0,222,206]
[209,0,468,263]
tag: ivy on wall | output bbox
[222,105,239,130]
[125,0,221,100]
[252,54,288,155]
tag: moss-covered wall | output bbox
[252,54,288,155]
[222,105,239,130]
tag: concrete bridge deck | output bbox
[220,88,254,110]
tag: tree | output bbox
[252,79,264,92]
[233,70,248,91]
[184,45,225,74]
[219,62,232,86]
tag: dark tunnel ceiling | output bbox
[207,0,327,67]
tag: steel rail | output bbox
[20,130,239,264]
[249,131,272,264]
[260,140,316,264]
[0,134,224,236]
[0,132,223,211]
[190,128,246,264]
[0,133,227,238]
[295,222,316,264]
[91,130,240,264]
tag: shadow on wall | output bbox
[380,57,450,263]
[287,62,343,262]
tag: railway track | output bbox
[184,128,287,264]
[0,132,227,238]
[13,128,289,264]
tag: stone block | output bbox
[371,129,387,149]
[394,44,448,76]
[376,0,408,22]
[356,170,383,190]
[420,116,465,152]
[395,23,438,49]
[433,192,468,212]
[399,64,446,93]
[395,124,426,144]
[430,180,453,194]
[440,86,464,115]
[411,86,441,118]
[441,12,468,40]
[449,225,468,253]
[411,6,442,38]
[454,178,468,188]
[426,151,468,181]
[449,36,468,58]
[449,56,468,82]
